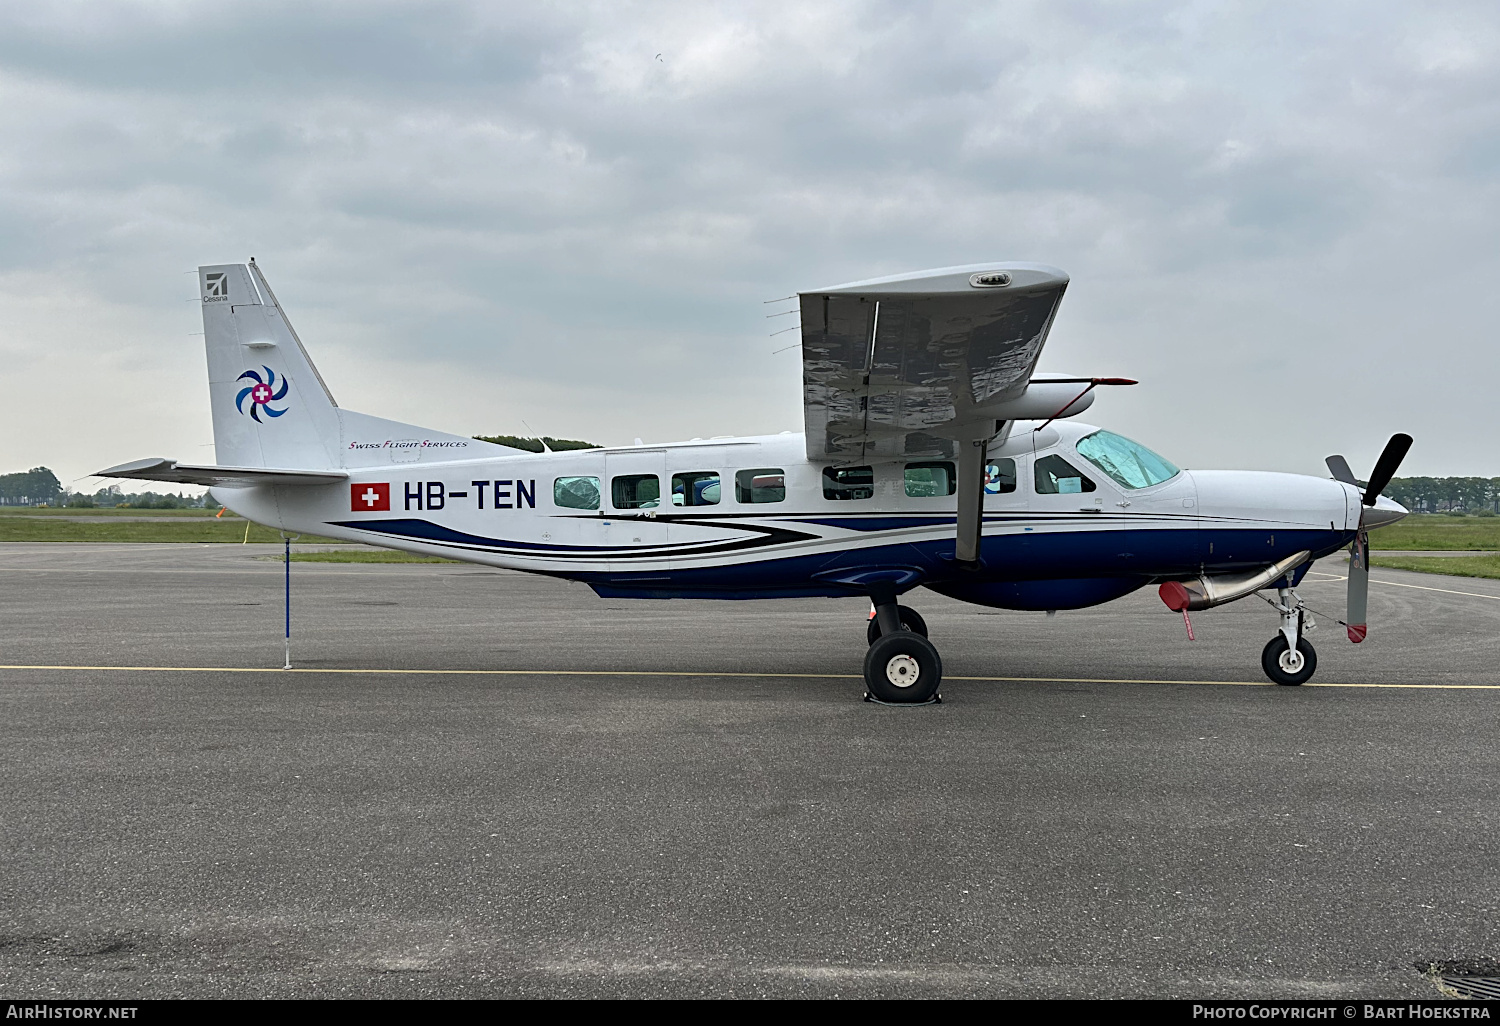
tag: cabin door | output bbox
[603,450,670,573]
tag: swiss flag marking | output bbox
[352,482,390,512]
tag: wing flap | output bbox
[96,458,347,488]
[800,263,1069,460]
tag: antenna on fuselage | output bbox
[521,420,553,453]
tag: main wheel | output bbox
[864,632,942,704]
[866,604,929,645]
[1261,635,1317,686]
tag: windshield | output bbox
[1075,430,1180,490]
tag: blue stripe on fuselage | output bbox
[326,514,1353,608]
[585,527,1353,601]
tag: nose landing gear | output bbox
[1261,586,1317,686]
[863,591,942,704]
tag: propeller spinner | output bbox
[1324,433,1413,644]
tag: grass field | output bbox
[0,518,337,544]
[1370,554,1500,580]
[0,506,218,516]
[1368,515,1500,550]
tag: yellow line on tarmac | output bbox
[0,665,1495,689]
[1302,681,1500,689]
[0,664,849,679]
[947,675,1500,690]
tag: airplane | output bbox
[98,259,1412,703]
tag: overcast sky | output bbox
[3,0,1498,490]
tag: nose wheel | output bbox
[1261,585,1318,685]
[1262,635,1317,686]
[863,592,942,704]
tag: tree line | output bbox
[472,434,601,453]
[0,468,62,505]
[63,487,211,509]
[0,467,208,508]
[1384,477,1500,515]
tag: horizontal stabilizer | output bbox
[95,458,347,488]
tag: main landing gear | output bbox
[863,591,942,705]
[1261,586,1317,686]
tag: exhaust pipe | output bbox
[1158,550,1311,612]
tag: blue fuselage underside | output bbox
[323,513,1352,611]
[584,526,1350,608]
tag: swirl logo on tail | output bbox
[235,367,290,423]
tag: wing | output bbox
[799,263,1069,460]
[96,458,347,488]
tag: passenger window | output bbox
[611,474,660,509]
[554,476,600,510]
[985,459,1017,494]
[1034,455,1096,495]
[735,468,786,503]
[823,465,874,501]
[904,462,955,497]
[672,471,720,507]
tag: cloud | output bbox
[2,0,1499,484]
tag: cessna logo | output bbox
[204,272,228,302]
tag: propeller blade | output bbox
[1325,454,1358,486]
[1362,433,1413,506]
[1346,529,1369,643]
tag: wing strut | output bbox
[954,436,987,567]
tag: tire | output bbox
[1261,635,1317,686]
[866,604,930,646]
[864,632,942,704]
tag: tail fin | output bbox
[200,261,510,470]
[200,261,340,469]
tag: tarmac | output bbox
[0,542,1496,999]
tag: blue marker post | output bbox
[281,532,300,669]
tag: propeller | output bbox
[1324,433,1413,644]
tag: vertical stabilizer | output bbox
[200,262,340,469]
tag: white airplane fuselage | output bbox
[96,260,1416,694]
[215,420,1381,610]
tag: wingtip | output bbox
[95,458,174,479]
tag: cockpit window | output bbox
[1034,455,1096,495]
[1075,430,1180,490]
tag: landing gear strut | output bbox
[1261,586,1317,686]
[863,587,942,704]
[866,604,928,645]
